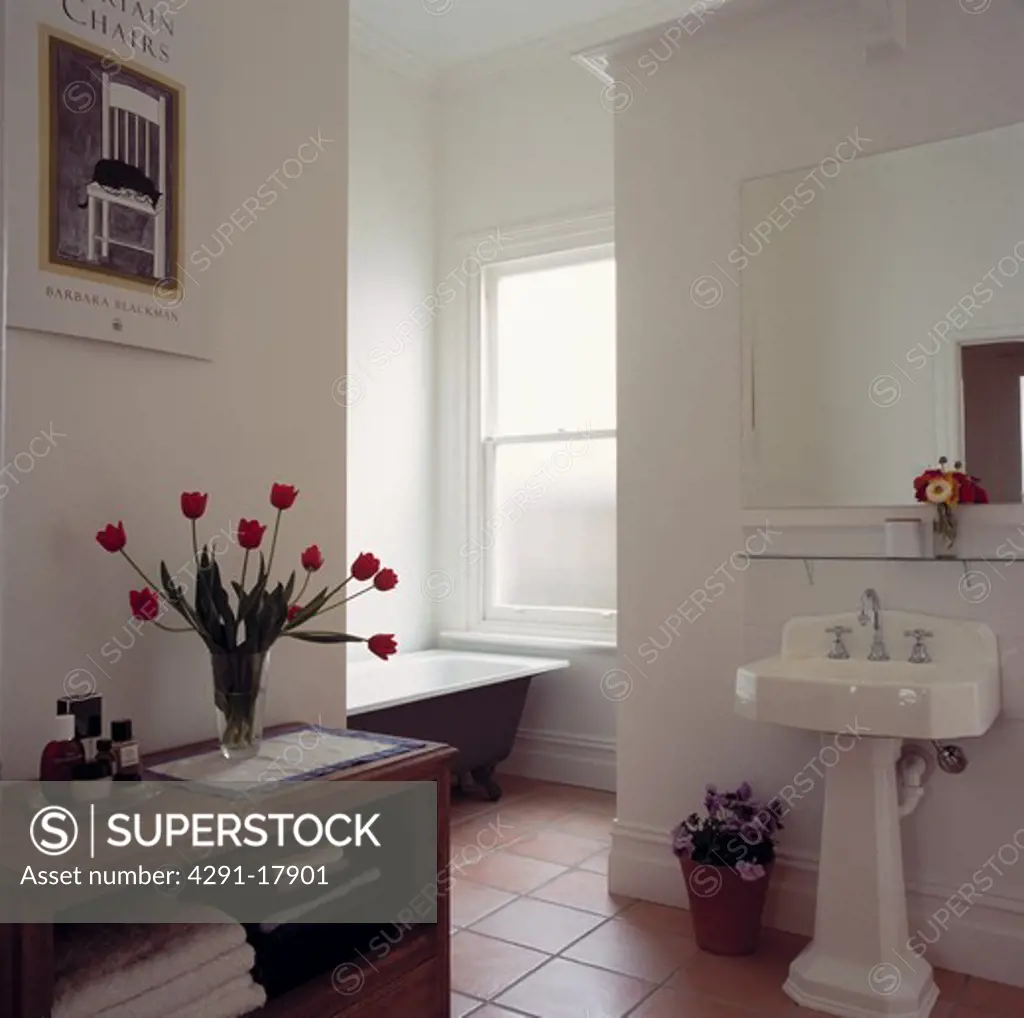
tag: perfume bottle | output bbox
[95,738,116,777]
[39,714,85,781]
[111,719,142,780]
[58,694,103,764]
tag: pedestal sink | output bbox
[736,609,1000,1018]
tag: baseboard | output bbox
[498,727,616,791]
[609,821,1024,988]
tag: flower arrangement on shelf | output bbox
[96,483,398,759]
[913,458,989,555]
[671,783,784,955]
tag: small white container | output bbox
[885,518,924,559]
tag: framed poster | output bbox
[5,1,209,360]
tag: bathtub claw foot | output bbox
[470,766,503,802]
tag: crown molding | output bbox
[353,0,896,93]
[349,16,439,86]
[572,0,783,77]
[572,0,904,81]
[439,0,730,88]
[353,0,749,93]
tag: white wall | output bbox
[0,0,349,778]
[435,55,619,787]
[438,56,614,234]
[346,50,436,655]
[611,0,1024,985]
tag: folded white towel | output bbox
[165,974,266,1018]
[259,866,381,931]
[54,907,246,1018]
[94,943,256,1018]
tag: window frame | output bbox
[465,228,617,642]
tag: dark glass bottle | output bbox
[39,715,85,780]
[95,738,116,778]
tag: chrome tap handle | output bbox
[826,625,852,660]
[904,629,933,664]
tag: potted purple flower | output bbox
[672,782,784,955]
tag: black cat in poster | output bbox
[78,158,163,211]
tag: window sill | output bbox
[438,629,617,654]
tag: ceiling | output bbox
[349,0,683,75]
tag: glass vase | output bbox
[933,504,958,559]
[211,650,269,760]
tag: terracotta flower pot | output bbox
[680,857,773,956]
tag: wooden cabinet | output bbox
[0,732,455,1018]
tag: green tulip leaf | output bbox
[284,632,363,644]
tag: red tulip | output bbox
[237,519,267,550]
[96,522,127,553]
[270,483,299,510]
[130,587,161,622]
[301,544,325,572]
[367,634,398,660]
[374,568,399,592]
[351,552,380,581]
[180,492,208,520]
[287,604,303,623]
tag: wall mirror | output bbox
[741,122,1024,508]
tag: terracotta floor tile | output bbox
[495,957,654,1017]
[451,880,517,928]
[462,850,568,894]
[758,927,811,965]
[452,799,496,825]
[451,812,526,857]
[451,991,483,1017]
[580,849,610,874]
[632,987,753,1018]
[783,1010,856,1018]
[530,870,633,916]
[953,1006,1001,1018]
[451,931,547,1001]
[934,968,969,1002]
[563,917,698,982]
[470,897,606,953]
[506,828,605,866]
[493,774,552,797]
[617,901,694,938]
[533,784,617,815]
[551,811,614,843]
[668,948,794,1016]
[961,978,1024,1017]
[496,799,577,826]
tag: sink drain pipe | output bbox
[896,745,930,818]
[897,741,969,817]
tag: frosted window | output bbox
[490,438,616,612]
[492,258,616,436]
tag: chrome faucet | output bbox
[857,588,889,661]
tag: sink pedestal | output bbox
[785,736,938,1018]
